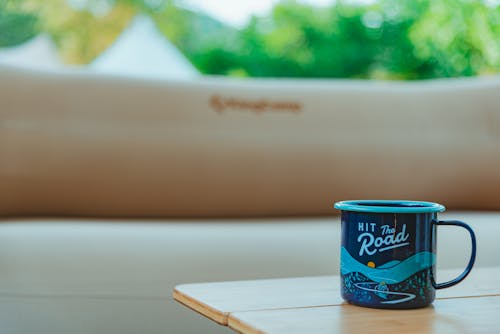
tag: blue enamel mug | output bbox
[334,200,476,309]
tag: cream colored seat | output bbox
[2,65,500,218]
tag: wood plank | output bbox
[173,267,500,325]
[229,295,500,334]
[174,276,342,325]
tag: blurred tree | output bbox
[1,0,500,79]
[183,0,500,79]
[26,0,135,64]
[150,1,239,73]
[409,0,500,78]
[0,1,39,47]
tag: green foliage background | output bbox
[1,0,500,79]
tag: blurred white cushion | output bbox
[1,66,500,217]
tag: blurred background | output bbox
[2,0,500,80]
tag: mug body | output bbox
[335,200,445,309]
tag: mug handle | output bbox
[431,220,477,289]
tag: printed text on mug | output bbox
[357,223,410,256]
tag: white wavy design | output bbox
[354,282,416,304]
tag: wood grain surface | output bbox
[174,267,500,333]
[229,295,500,334]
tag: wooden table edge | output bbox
[173,268,500,332]
[226,295,500,334]
[227,305,346,334]
[173,287,228,325]
[228,314,266,334]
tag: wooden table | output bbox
[174,267,500,334]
